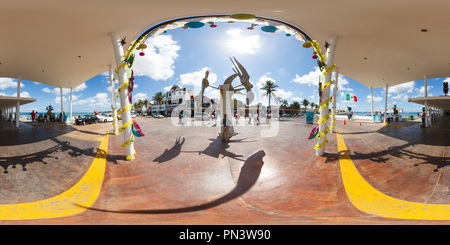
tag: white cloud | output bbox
[73,83,87,92]
[366,94,383,103]
[291,68,353,93]
[133,92,147,103]
[132,35,180,81]
[226,28,262,55]
[365,94,383,102]
[414,85,433,97]
[291,97,302,102]
[388,81,415,94]
[12,91,31,98]
[42,83,87,97]
[0,78,24,90]
[291,68,321,86]
[178,67,218,87]
[73,93,110,109]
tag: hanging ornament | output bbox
[302,42,312,48]
[312,54,318,59]
[230,13,256,20]
[182,24,188,29]
[139,51,145,56]
[138,43,148,49]
[247,23,256,30]
[185,21,205,28]
[261,26,277,33]
[208,22,217,28]
[308,125,320,139]
[132,119,145,137]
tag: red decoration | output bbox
[312,54,318,59]
[139,52,145,56]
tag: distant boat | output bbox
[376,108,403,114]
[336,110,347,115]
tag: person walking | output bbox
[248,112,253,125]
[221,114,232,143]
[421,108,426,128]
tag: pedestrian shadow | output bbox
[348,142,450,172]
[153,136,256,164]
[153,136,185,163]
[0,137,98,174]
[74,150,266,214]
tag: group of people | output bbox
[30,110,63,126]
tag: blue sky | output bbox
[1,21,447,113]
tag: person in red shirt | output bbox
[30,110,37,126]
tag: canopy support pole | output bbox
[67,87,73,124]
[384,84,388,123]
[60,87,64,123]
[424,75,429,127]
[109,64,119,135]
[15,76,20,127]
[371,86,374,123]
[331,67,339,133]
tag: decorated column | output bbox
[109,65,119,135]
[384,84,388,123]
[315,36,338,156]
[110,32,135,161]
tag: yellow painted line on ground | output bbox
[39,123,65,128]
[0,131,109,220]
[336,130,450,220]
[382,123,409,128]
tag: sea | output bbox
[351,111,422,118]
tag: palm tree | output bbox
[152,92,164,107]
[133,99,145,115]
[301,99,309,113]
[260,80,278,110]
[310,102,316,110]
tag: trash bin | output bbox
[409,115,414,120]
[306,110,314,124]
[373,115,382,123]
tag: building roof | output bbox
[2,0,450,90]
[0,96,36,109]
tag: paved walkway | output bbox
[0,115,449,224]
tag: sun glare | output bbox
[226,28,261,54]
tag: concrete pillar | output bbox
[68,87,73,124]
[60,87,64,123]
[109,65,119,135]
[15,76,21,127]
[331,67,339,133]
[384,84,388,123]
[424,75,429,127]
[371,86,374,123]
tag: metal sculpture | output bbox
[199,57,254,140]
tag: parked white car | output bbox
[97,113,114,123]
